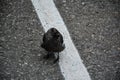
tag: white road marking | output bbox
[31,0,91,80]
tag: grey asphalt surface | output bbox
[0,0,64,80]
[54,0,120,80]
[0,0,120,80]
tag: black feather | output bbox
[41,28,65,52]
[41,28,65,63]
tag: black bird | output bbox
[41,28,65,63]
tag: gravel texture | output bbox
[0,0,120,80]
[54,0,120,80]
[0,0,64,80]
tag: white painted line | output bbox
[31,0,91,80]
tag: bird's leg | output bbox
[53,52,59,63]
[44,52,51,59]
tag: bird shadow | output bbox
[39,51,57,65]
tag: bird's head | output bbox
[51,28,58,33]
[50,28,60,38]
[53,33,60,39]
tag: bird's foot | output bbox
[53,58,59,64]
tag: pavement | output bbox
[0,0,120,80]
[0,0,64,80]
[54,0,120,80]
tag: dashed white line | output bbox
[31,0,91,80]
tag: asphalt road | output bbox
[54,0,120,80]
[0,0,120,80]
[0,0,64,80]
